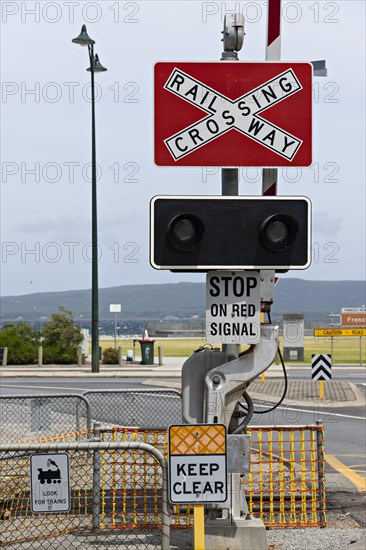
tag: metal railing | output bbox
[0,438,170,549]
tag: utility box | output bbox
[139,339,155,365]
[283,313,304,361]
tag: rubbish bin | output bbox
[138,339,155,365]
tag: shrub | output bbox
[103,347,119,365]
[0,322,39,365]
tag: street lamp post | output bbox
[72,25,107,373]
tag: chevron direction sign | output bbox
[154,62,312,167]
[312,354,332,381]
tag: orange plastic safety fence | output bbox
[104,425,326,529]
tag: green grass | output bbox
[97,336,365,363]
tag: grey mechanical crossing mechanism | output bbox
[182,324,278,428]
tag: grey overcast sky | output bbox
[1,0,365,297]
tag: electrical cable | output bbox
[238,310,288,415]
[232,391,253,434]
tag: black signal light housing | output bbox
[150,195,311,271]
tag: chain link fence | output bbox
[82,389,182,428]
[0,439,169,549]
[0,394,91,444]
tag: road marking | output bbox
[325,455,366,491]
[253,403,366,421]
[334,454,366,457]
[0,384,87,392]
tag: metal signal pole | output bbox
[262,0,281,197]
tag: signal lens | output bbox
[260,214,298,251]
[167,213,204,251]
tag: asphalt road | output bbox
[0,366,365,392]
[0,377,148,395]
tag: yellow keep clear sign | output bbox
[168,424,227,504]
[169,424,226,455]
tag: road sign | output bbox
[30,453,70,513]
[109,304,121,313]
[154,62,312,167]
[312,354,332,381]
[206,271,260,344]
[168,424,227,504]
[314,328,366,337]
[341,308,366,327]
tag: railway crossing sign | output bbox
[312,354,332,381]
[30,453,70,513]
[154,62,312,167]
[168,424,227,504]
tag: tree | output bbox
[42,307,83,364]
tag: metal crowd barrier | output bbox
[0,438,170,549]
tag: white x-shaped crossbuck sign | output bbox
[164,68,303,161]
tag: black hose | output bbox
[238,311,288,415]
[232,391,253,434]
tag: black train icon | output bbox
[37,459,62,484]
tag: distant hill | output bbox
[0,279,365,321]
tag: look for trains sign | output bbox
[154,62,312,167]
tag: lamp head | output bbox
[87,54,107,72]
[72,24,95,46]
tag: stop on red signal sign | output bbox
[154,62,312,167]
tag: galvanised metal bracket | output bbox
[204,325,279,428]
